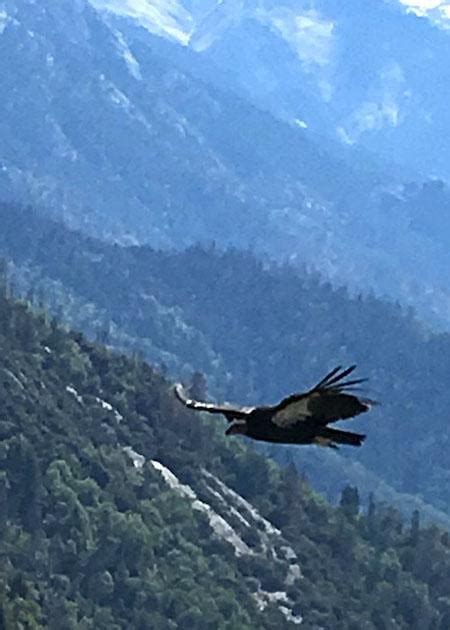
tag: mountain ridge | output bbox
[91,0,450,178]
[3,276,450,628]
[3,0,450,329]
[3,201,450,527]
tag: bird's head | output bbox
[225,420,248,436]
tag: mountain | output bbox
[2,0,450,329]
[4,201,450,527]
[91,0,450,179]
[1,0,355,249]
[0,290,302,628]
[4,286,450,628]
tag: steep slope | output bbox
[3,203,450,525]
[0,293,301,628]
[92,0,450,178]
[0,0,354,249]
[3,1,450,328]
[3,290,450,628]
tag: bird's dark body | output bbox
[246,414,322,444]
[233,407,364,446]
[174,366,374,449]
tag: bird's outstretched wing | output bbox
[271,365,375,429]
[173,383,255,421]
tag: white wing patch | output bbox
[272,398,312,428]
[174,384,255,415]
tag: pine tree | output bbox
[340,485,360,520]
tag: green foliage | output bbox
[3,201,450,521]
[340,486,360,520]
[1,292,450,627]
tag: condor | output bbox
[174,366,375,449]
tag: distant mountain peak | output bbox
[90,0,195,44]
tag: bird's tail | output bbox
[316,427,366,448]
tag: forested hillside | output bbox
[0,291,296,628]
[2,202,450,522]
[3,0,450,327]
[3,289,450,628]
[3,2,450,627]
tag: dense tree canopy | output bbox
[2,202,450,519]
[2,288,450,627]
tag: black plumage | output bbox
[174,366,375,448]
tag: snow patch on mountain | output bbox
[90,0,193,44]
[400,0,443,15]
[338,61,410,142]
[263,7,335,69]
[189,0,244,52]
[90,0,247,50]
[89,0,336,107]
[399,0,450,28]
[256,7,337,101]
[113,28,142,79]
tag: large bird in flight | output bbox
[174,366,375,448]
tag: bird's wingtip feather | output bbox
[173,383,188,403]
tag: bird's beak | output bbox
[225,421,247,436]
